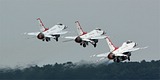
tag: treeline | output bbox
[0,60,159,79]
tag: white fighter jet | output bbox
[65,21,106,47]
[26,18,68,42]
[91,35,148,62]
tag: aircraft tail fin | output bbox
[105,36,118,52]
[37,18,48,32]
[75,21,87,35]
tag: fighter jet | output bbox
[91,35,148,62]
[65,21,106,47]
[26,18,68,42]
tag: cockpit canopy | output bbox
[126,40,133,44]
[95,28,102,31]
[58,23,63,25]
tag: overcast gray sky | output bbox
[0,0,159,68]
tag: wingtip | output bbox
[140,46,148,50]
[24,32,27,35]
[144,46,149,49]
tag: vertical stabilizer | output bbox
[105,36,118,52]
[37,18,48,32]
[75,21,87,35]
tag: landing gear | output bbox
[83,43,86,47]
[115,58,120,63]
[42,37,50,42]
[42,38,45,41]
[122,52,131,61]
[113,57,121,63]
[114,58,120,63]
[46,37,50,42]
[93,43,97,47]
[53,35,60,42]
[86,42,89,45]
[113,56,130,62]
[128,57,130,61]
[90,39,98,48]
[46,39,49,42]
[81,42,87,47]
[55,37,58,42]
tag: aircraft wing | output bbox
[82,38,92,42]
[65,36,77,39]
[63,36,77,42]
[91,52,112,62]
[126,46,148,52]
[43,31,68,38]
[25,32,40,36]
[90,52,110,58]
[96,52,127,57]
[124,46,148,52]
[52,31,68,35]
[114,53,127,56]
[45,30,68,35]
[45,34,53,38]
[96,52,110,57]
[82,38,95,44]
[90,35,106,39]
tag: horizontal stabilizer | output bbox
[95,52,110,57]
[26,32,40,36]
[65,36,77,39]
[62,39,74,42]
